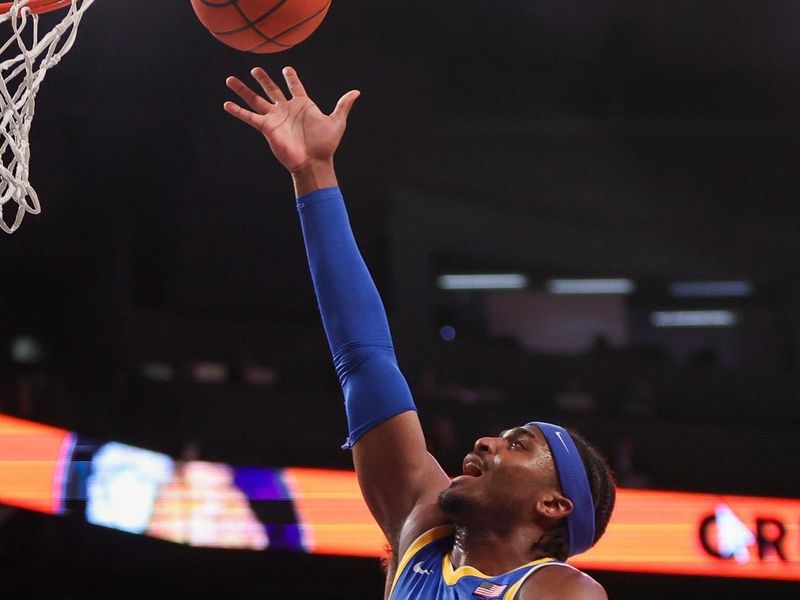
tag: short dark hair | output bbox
[535,430,616,561]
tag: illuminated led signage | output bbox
[0,414,797,580]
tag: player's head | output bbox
[438,422,615,560]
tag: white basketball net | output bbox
[0,0,94,233]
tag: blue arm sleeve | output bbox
[296,187,416,448]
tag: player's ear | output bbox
[535,493,573,520]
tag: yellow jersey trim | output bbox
[442,553,556,586]
[389,526,454,596]
[500,560,564,600]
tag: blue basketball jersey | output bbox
[389,527,577,600]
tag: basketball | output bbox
[190,0,331,54]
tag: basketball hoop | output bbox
[0,0,95,233]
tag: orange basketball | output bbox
[190,0,331,54]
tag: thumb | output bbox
[331,89,361,123]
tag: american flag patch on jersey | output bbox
[473,581,508,598]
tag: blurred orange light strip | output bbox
[287,468,800,581]
[283,467,387,557]
[572,488,799,580]
[1,410,798,581]
[0,414,73,514]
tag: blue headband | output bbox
[527,421,595,556]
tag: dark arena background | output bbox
[1,1,800,598]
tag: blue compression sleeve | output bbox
[296,187,416,448]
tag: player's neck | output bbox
[449,522,550,576]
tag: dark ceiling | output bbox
[3,0,800,323]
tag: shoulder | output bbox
[517,564,607,600]
[395,500,450,558]
[384,509,453,600]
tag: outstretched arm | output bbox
[224,68,451,549]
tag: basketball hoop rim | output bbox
[0,0,73,16]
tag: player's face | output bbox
[439,424,563,524]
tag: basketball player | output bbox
[224,67,615,600]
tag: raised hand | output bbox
[224,67,360,176]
